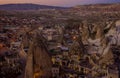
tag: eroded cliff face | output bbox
[78,20,119,65]
[109,20,120,45]
[25,32,52,78]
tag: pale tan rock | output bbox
[24,32,52,78]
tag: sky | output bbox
[0,0,120,7]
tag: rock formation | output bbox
[24,31,52,78]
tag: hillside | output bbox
[0,3,68,10]
[72,3,120,11]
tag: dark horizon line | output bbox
[0,2,120,7]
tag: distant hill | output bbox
[0,3,68,10]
